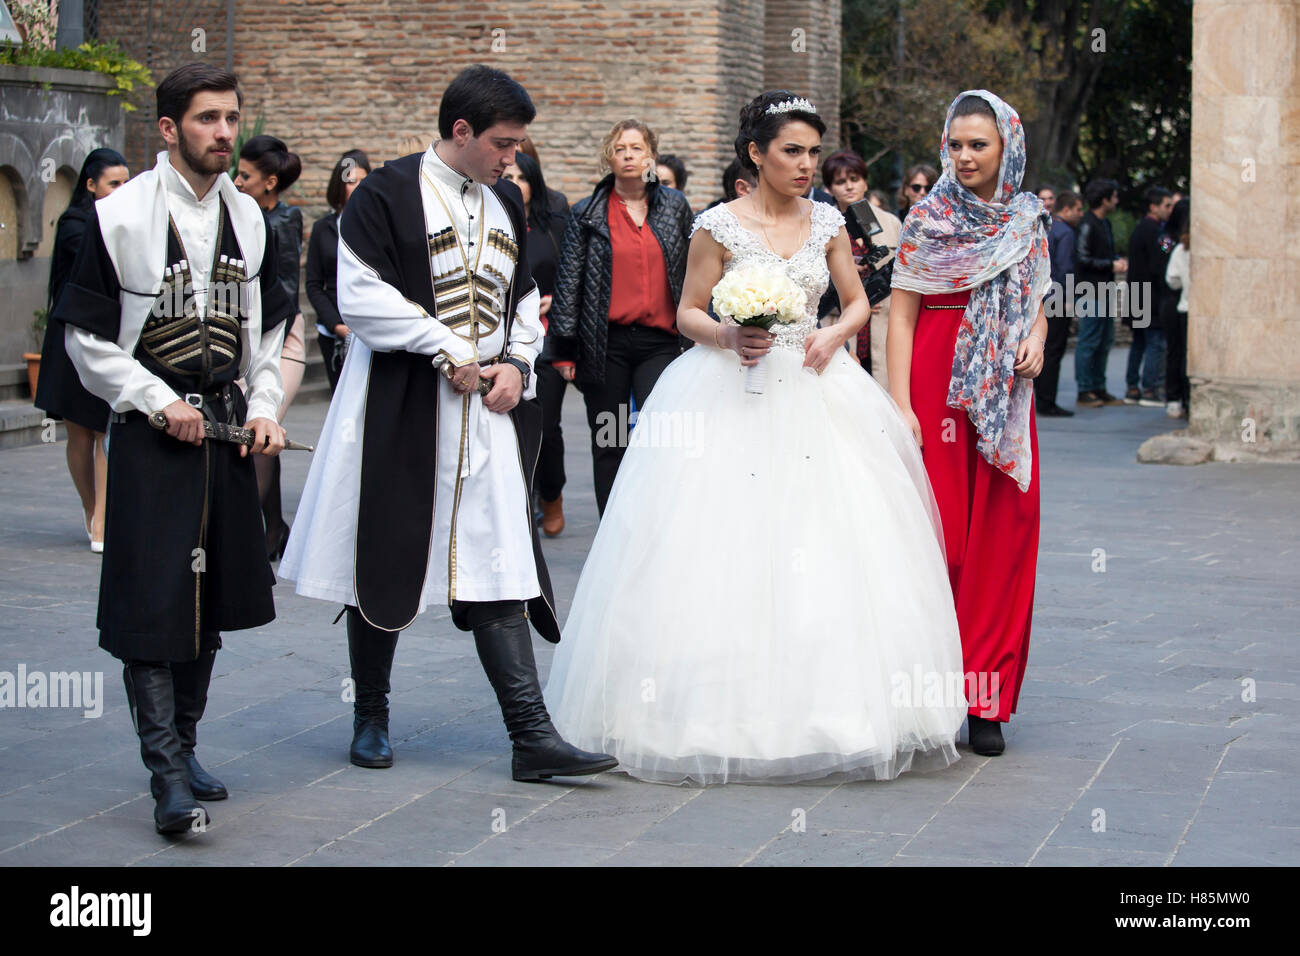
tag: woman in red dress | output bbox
[887,91,1052,756]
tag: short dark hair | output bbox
[156,62,242,125]
[325,149,371,212]
[657,154,688,191]
[1054,189,1082,212]
[822,149,869,189]
[898,163,939,212]
[721,158,756,202]
[1085,178,1120,209]
[438,64,536,139]
[1143,185,1172,209]
[239,134,301,194]
[734,90,826,175]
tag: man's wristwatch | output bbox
[504,357,532,391]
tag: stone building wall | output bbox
[99,0,843,218]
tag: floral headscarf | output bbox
[891,89,1051,492]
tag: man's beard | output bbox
[178,130,229,177]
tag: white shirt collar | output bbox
[160,151,221,208]
[427,142,479,195]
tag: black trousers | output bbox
[535,361,567,503]
[1164,306,1189,404]
[581,323,680,516]
[1035,312,1071,410]
[318,334,341,394]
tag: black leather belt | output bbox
[110,382,238,426]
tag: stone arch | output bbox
[0,168,21,260]
[0,133,37,257]
[35,135,94,257]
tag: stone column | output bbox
[1143,0,1300,463]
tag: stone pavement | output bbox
[1,348,1296,867]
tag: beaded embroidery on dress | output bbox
[545,198,970,786]
[690,201,843,353]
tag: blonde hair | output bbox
[599,119,658,172]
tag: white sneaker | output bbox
[1166,401,1182,418]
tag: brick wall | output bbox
[98,1,841,222]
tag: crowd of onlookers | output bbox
[1036,180,1190,419]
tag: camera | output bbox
[847,199,895,306]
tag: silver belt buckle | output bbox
[184,392,203,408]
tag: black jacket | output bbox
[305,209,342,338]
[1074,210,1117,286]
[1126,214,1169,328]
[254,202,297,334]
[528,201,571,364]
[549,174,694,387]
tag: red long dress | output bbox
[909,290,1040,722]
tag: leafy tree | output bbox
[841,0,1046,197]
[841,0,1191,208]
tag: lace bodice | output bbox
[691,201,845,352]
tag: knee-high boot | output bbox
[123,663,209,834]
[169,646,228,800]
[469,603,618,782]
[346,607,400,768]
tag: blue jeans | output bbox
[1074,297,1114,394]
[1126,327,1167,392]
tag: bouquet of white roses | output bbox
[710,266,805,394]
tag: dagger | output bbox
[148,412,315,452]
[432,354,494,396]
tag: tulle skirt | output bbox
[544,342,968,785]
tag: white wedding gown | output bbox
[544,201,967,785]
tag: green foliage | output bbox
[1077,0,1192,207]
[230,111,266,176]
[0,41,153,111]
[841,0,1192,213]
[841,0,1049,195]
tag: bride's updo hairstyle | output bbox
[734,90,826,175]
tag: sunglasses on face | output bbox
[909,182,930,194]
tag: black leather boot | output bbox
[123,663,209,834]
[470,604,618,782]
[346,607,399,768]
[968,714,1006,756]
[170,646,228,800]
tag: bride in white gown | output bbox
[544,92,968,785]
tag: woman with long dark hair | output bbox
[549,118,694,516]
[235,133,302,560]
[887,91,1051,757]
[502,150,571,536]
[35,147,129,552]
[305,149,371,392]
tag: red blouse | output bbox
[607,197,677,333]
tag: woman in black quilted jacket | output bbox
[549,119,694,516]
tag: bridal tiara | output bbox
[766,97,817,116]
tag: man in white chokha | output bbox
[279,65,615,782]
